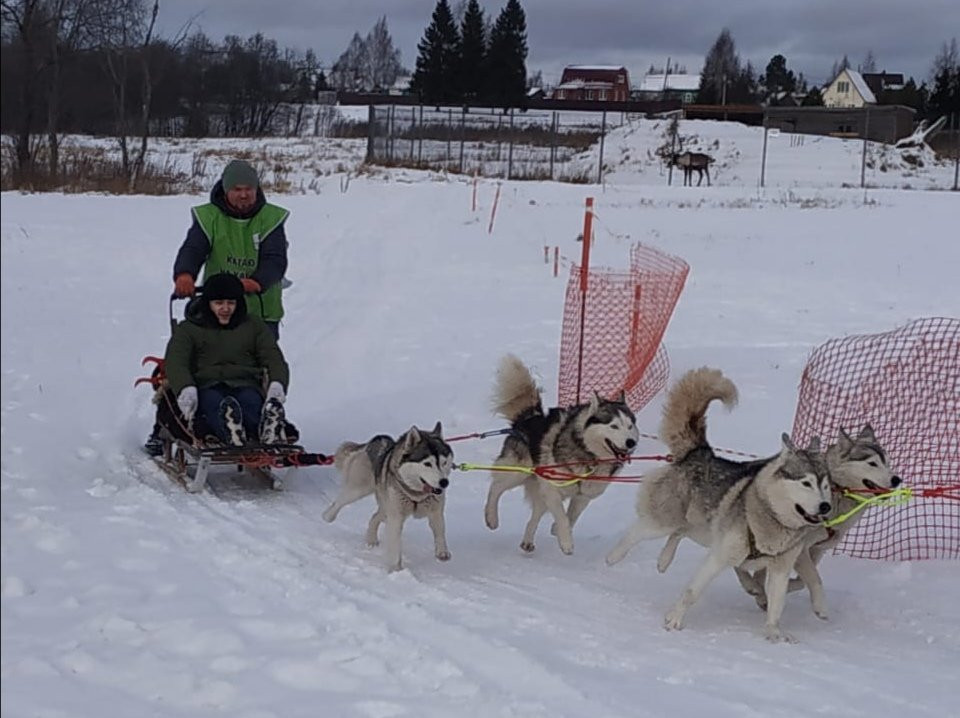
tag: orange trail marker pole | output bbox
[575,197,594,402]
[488,181,501,234]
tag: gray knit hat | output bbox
[221,159,259,191]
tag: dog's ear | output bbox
[616,389,626,404]
[806,436,821,453]
[837,427,854,452]
[781,433,797,452]
[432,421,443,437]
[858,424,876,443]
[588,392,601,413]
[404,426,422,447]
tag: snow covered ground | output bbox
[2,135,959,717]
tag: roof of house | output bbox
[556,79,619,91]
[862,72,905,96]
[638,73,701,92]
[564,65,628,72]
[841,69,877,103]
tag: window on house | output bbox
[587,90,594,100]
[838,81,849,93]
[600,90,607,100]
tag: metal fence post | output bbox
[365,105,376,163]
[446,107,453,170]
[418,105,424,166]
[760,118,769,189]
[597,110,607,185]
[954,111,959,192]
[507,107,515,180]
[409,106,415,162]
[459,106,466,174]
[550,111,557,180]
[860,106,871,189]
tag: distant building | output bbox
[766,105,915,143]
[635,73,700,104]
[553,66,630,102]
[861,72,905,98]
[822,68,876,108]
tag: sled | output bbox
[150,431,324,494]
[136,290,330,494]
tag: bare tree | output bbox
[365,16,402,91]
[330,31,367,91]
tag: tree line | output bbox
[1,0,326,186]
[697,29,959,119]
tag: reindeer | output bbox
[670,151,716,187]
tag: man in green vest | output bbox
[172,159,289,340]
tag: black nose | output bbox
[625,438,636,449]
[439,478,449,488]
[819,502,832,515]
[891,476,901,487]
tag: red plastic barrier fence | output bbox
[792,317,960,560]
[557,243,689,411]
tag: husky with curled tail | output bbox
[322,423,453,572]
[484,354,639,556]
[605,367,832,642]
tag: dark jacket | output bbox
[164,295,290,395]
[172,181,288,291]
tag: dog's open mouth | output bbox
[795,504,823,524]
[605,439,630,461]
[862,479,880,492]
[421,479,444,495]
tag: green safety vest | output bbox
[191,202,289,321]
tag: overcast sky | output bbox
[157,0,957,87]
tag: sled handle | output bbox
[168,286,203,335]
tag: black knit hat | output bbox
[202,273,244,302]
[221,159,259,192]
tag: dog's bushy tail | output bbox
[492,354,543,423]
[334,441,364,472]
[659,367,738,459]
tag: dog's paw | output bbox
[558,539,574,555]
[813,607,829,621]
[519,541,535,553]
[656,555,672,573]
[764,626,797,643]
[484,514,499,531]
[435,550,451,562]
[663,608,686,631]
[754,596,768,612]
[321,507,337,523]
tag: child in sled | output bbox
[159,272,292,447]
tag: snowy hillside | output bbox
[2,139,959,717]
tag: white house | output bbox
[635,73,701,103]
[822,68,877,108]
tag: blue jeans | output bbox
[199,384,263,442]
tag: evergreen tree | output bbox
[729,61,759,104]
[802,86,824,106]
[860,49,877,74]
[697,28,739,104]
[928,38,959,119]
[485,0,528,108]
[458,0,486,103]
[410,0,460,104]
[761,54,796,98]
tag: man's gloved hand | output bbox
[177,386,198,421]
[265,381,286,404]
[241,278,262,293]
[174,273,195,297]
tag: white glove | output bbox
[177,386,198,421]
[266,381,286,404]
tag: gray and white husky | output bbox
[322,423,454,572]
[605,367,833,642]
[484,354,639,555]
[654,424,902,616]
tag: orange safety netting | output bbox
[557,243,689,410]
[792,317,960,560]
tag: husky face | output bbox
[396,422,453,495]
[770,434,833,527]
[581,391,639,461]
[827,424,901,493]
